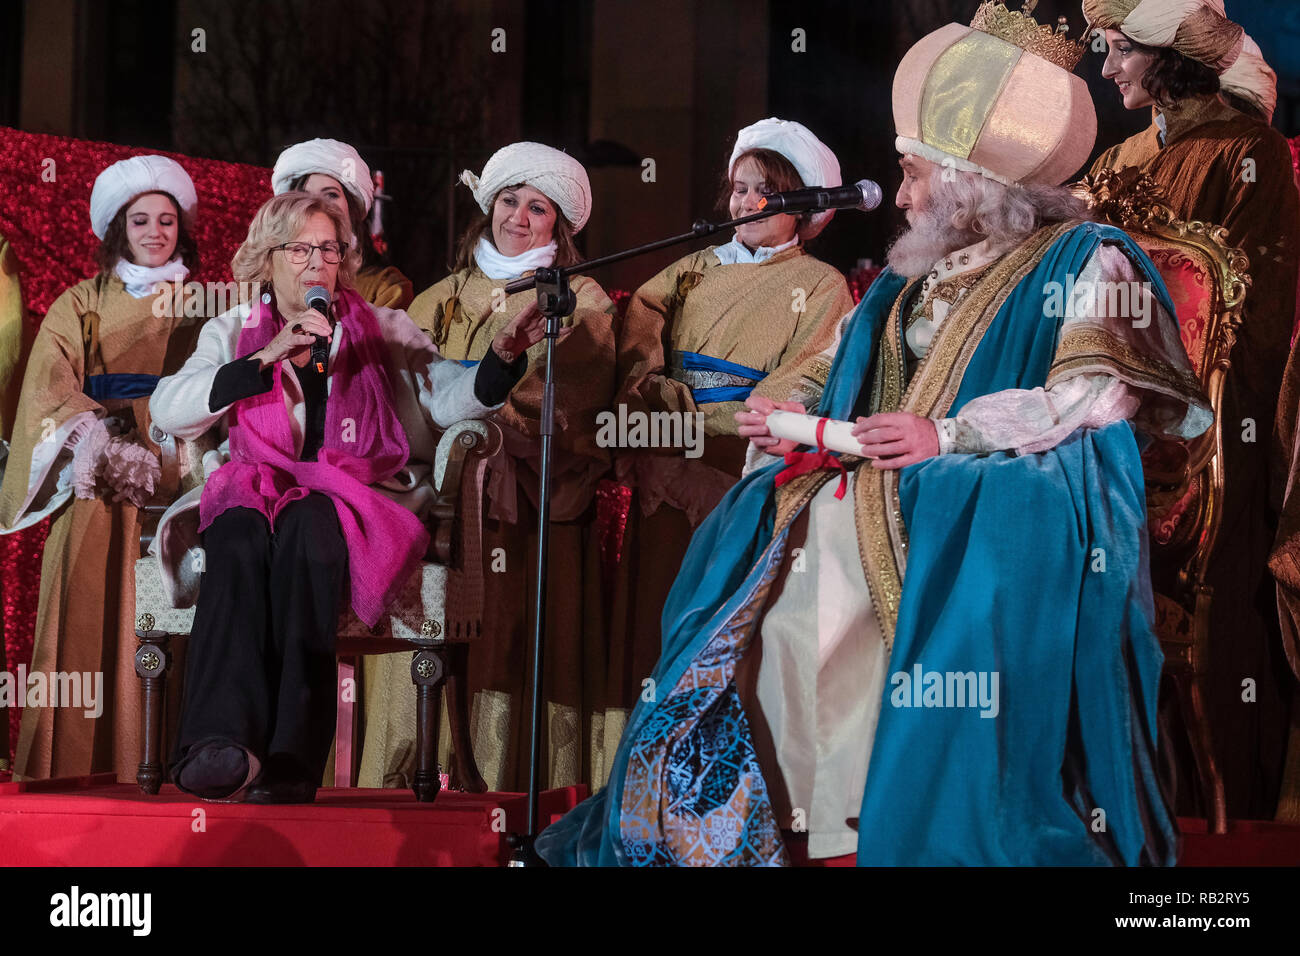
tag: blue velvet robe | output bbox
[538,221,1208,866]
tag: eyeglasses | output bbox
[274,241,347,264]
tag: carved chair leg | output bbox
[411,647,446,803]
[135,630,171,795]
[446,642,488,793]
[1174,670,1228,835]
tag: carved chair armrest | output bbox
[139,424,220,559]
[427,419,503,566]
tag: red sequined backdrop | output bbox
[0,126,273,763]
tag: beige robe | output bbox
[0,273,203,780]
[348,265,619,791]
[0,234,29,769]
[354,264,414,312]
[608,246,853,798]
[0,234,30,444]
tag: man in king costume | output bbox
[536,2,1212,866]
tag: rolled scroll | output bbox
[766,410,861,456]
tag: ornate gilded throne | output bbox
[1079,167,1252,835]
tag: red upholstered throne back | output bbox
[1137,240,1218,548]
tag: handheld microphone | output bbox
[304,286,332,374]
[758,179,883,214]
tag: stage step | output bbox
[3,774,1295,866]
[0,778,586,867]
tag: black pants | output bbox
[172,493,347,783]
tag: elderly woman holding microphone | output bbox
[150,191,548,802]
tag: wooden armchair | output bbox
[132,418,501,803]
[1079,167,1251,835]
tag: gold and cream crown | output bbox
[970,1,1087,71]
[892,2,1097,187]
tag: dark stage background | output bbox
[3,0,1297,294]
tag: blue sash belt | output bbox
[671,351,764,404]
[83,373,161,402]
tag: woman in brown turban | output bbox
[1085,0,1300,820]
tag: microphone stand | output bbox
[504,207,788,866]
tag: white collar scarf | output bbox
[473,236,558,280]
[114,256,189,298]
[713,234,800,266]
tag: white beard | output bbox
[885,196,981,278]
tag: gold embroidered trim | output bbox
[802,356,833,391]
[773,468,834,532]
[852,462,904,650]
[904,223,1074,419]
[876,282,915,414]
[851,222,1081,646]
[867,355,886,418]
[1047,324,1204,398]
[912,269,986,334]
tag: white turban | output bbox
[459,142,592,233]
[272,138,375,214]
[89,155,198,240]
[729,117,841,240]
[1219,34,1277,123]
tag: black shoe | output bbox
[175,743,250,800]
[245,778,317,804]
[245,754,318,804]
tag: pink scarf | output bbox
[199,287,428,627]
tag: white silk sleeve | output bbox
[742,440,772,477]
[932,240,1182,456]
[936,373,1139,455]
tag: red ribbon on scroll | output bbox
[773,416,848,500]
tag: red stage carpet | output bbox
[1,773,1296,866]
[0,774,585,867]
